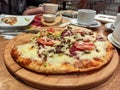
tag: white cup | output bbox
[113,13,120,28]
[42,3,58,14]
[112,22,120,44]
[77,9,96,25]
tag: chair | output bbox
[79,0,90,9]
[89,0,108,14]
[51,0,57,4]
[118,5,120,13]
[57,0,81,10]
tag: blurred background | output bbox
[55,0,120,15]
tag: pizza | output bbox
[1,17,17,25]
[11,25,114,74]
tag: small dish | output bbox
[60,10,78,18]
[108,33,120,48]
[43,14,56,22]
[0,15,35,28]
[59,17,71,27]
[95,14,116,23]
[105,23,115,31]
[71,19,101,28]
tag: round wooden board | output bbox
[4,33,119,90]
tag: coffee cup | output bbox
[113,13,120,28]
[42,3,58,14]
[77,9,96,25]
[112,22,120,44]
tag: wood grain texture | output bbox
[4,33,119,90]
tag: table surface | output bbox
[0,23,120,90]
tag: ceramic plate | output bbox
[71,19,101,28]
[108,33,120,48]
[0,15,35,28]
[95,14,116,23]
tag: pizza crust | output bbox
[11,26,115,74]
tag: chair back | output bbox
[90,0,108,14]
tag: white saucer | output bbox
[108,33,120,48]
[105,23,115,31]
[71,19,101,28]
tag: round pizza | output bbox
[12,25,114,74]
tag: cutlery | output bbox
[0,30,40,39]
[0,29,40,35]
[0,34,15,39]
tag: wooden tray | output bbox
[4,33,119,90]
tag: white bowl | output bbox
[43,14,56,22]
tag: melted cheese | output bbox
[17,43,42,62]
[38,45,55,59]
[75,32,96,42]
[64,36,76,42]
[76,41,107,60]
[39,45,54,54]
[16,26,107,67]
[46,54,76,66]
